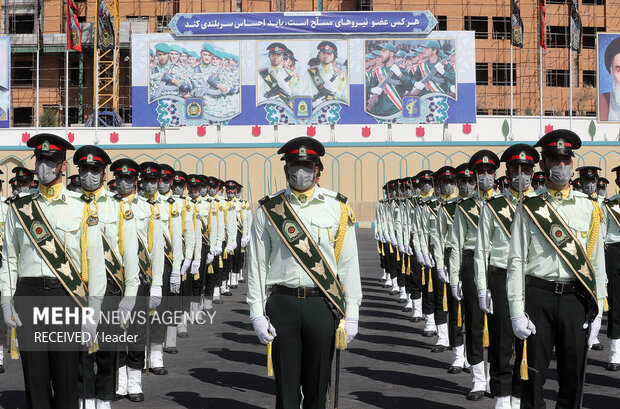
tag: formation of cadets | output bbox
[375,129,618,409]
[0,133,252,409]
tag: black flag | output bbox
[511,0,524,48]
[569,0,582,53]
[36,0,44,50]
[97,0,114,50]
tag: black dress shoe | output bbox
[466,390,485,401]
[402,306,412,312]
[222,291,233,296]
[114,394,125,401]
[127,393,144,402]
[431,345,450,353]
[422,330,437,337]
[606,363,620,371]
[213,298,223,304]
[389,289,399,295]
[398,298,407,304]
[0,365,5,374]
[163,346,178,354]
[591,343,604,351]
[447,365,462,374]
[410,316,424,323]
[177,332,189,339]
[230,285,238,289]
[149,367,168,375]
[238,278,245,283]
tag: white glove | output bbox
[213,245,223,256]
[323,80,337,94]
[478,289,493,314]
[451,285,462,301]
[117,296,136,324]
[251,316,276,344]
[380,235,386,243]
[231,241,238,251]
[511,315,536,340]
[371,86,383,95]
[416,251,424,265]
[390,237,397,247]
[225,243,235,253]
[180,258,192,276]
[149,285,162,309]
[435,62,445,75]
[170,269,181,293]
[345,319,358,344]
[374,231,380,240]
[398,244,405,254]
[585,315,602,348]
[241,236,250,248]
[390,64,402,77]
[191,259,201,275]
[277,78,291,95]
[2,303,22,328]
[414,81,425,91]
[422,253,432,268]
[437,268,448,283]
[426,253,435,267]
[406,245,412,256]
[81,314,99,347]
[206,253,215,265]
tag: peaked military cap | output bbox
[278,136,325,163]
[107,179,116,188]
[534,129,581,157]
[139,161,161,177]
[169,44,183,54]
[159,164,175,178]
[379,43,396,53]
[155,43,170,53]
[497,176,509,187]
[423,40,441,50]
[110,159,140,176]
[576,166,601,178]
[225,180,241,190]
[598,178,609,187]
[201,43,215,54]
[267,42,287,55]
[612,165,620,173]
[12,166,34,180]
[533,171,546,182]
[415,170,434,181]
[455,163,474,178]
[173,171,188,184]
[187,174,203,186]
[27,133,75,158]
[434,166,457,180]
[571,178,582,187]
[469,150,500,171]
[9,177,15,187]
[68,175,80,184]
[73,145,111,168]
[395,50,407,58]
[317,41,338,55]
[500,143,540,165]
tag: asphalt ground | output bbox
[1,228,619,408]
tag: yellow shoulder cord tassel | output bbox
[483,313,490,347]
[401,259,406,275]
[406,256,411,275]
[267,341,274,376]
[148,203,155,253]
[335,318,347,350]
[396,248,400,261]
[118,201,125,257]
[604,295,609,312]
[10,327,19,359]
[182,200,187,233]
[334,201,349,262]
[219,255,224,268]
[442,284,448,312]
[377,241,381,253]
[193,202,198,227]
[457,302,462,327]
[389,242,393,253]
[428,269,433,293]
[421,266,426,285]
[380,242,385,256]
[586,201,602,260]
[168,203,174,241]
[80,202,94,283]
[520,339,529,380]
[208,264,214,274]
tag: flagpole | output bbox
[569,48,573,130]
[36,47,40,133]
[65,49,69,136]
[94,3,99,144]
[35,0,40,133]
[539,45,543,138]
[510,43,514,140]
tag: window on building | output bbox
[583,27,605,49]
[77,16,86,24]
[127,16,149,22]
[583,70,596,87]
[582,0,605,4]
[357,0,373,10]
[546,69,569,87]
[13,107,33,126]
[70,61,80,86]
[436,16,448,31]
[476,63,489,85]
[464,16,488,40]
[156,16,171,33]
[546,0,565,3]
[492,109,511,115]
[547,26,569,48]
[477,108,489,116]
[12,59,33,86]
[8,14,35,34]
[544,110,562,116]
[68,107,80,124]
[492,17,510,40]
[492,62,516,86]
[120,107,132,124]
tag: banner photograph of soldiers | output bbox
[256,39,349,111]
[597,33,620,122]
[365,39,457,119]
[148,40,241,120]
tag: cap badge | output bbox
[146,167,152,174]
[446,170,451,175]
[519,151,526,159]
[42,141,50,151]
[557,139,565,149]
[482,156,489,163]
[87,153,93,163]
[299,146,307,158]
[122,165,128,173]
[19,171,23,176]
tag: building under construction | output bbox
[1,0,618,126]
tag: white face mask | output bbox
[207,187,216,196]
[547,165,574,186]
[510,174,532,191]
[477,174,495,192]
[597,188,606,197]
[458,181,476,197]
[440,183,455,196]
[235,192,241,199]
[420,182,432,193]
[79,170,102,192]
[172,185,184,196]
[116,179,134,195]
[158,180,171,194]
[35,158,60,185]
[582,181,597,194]
[288,165,315,191]
[189,190,200,199]
[143,180,158,195]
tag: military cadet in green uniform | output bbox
[236,184,251,283]
[202,177,226,305]
[150,43,173,100]
[299,41,348,106]
[221,181,239,296]
[434,164,472,372]
[605,165,620,370]
[410,40,456,96]
[192,43,232,111]
[247,137,362,409]
[366,43,414,117]
[73,146,140,409]
[257,42,299,108]
[1,134,107,409]
[190,175,215,313]
[507,130,606,409]
[226,180,247,289]
[474,144,539,409]
[450,150,500,400]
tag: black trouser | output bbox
[513,279,589,409]
[421,246,437,316]
[406,240,422,300]
[434,280,449,326]
[14,277,80,409]
[396,252,408,288]
[221,240,231,286]
[194,240,210,299]
[151,260,173,344]
[231,230,243,274]
[460,250,485,366]
[79,281,121,401]
[445,248,464,348]
[266,292,337,409]
[487,266,520,398]
[180,259,193,313]
[117,281,148,371]
[387,245,399,279]
[607,242,620,339]
[379,241,387,270]
[0,290,4,351]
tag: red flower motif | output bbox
[155,132,161,143]
[288,227,295,233]
[362,126,371,138]
[545,124,554,134]
[22,132,30,143]
[110,132,119,143]
[197,126,206,137]
[307,125,316,137]
[416,126,425,137]
[67,132,75,143]
[252,125,261,137]
[462,124,471,135]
